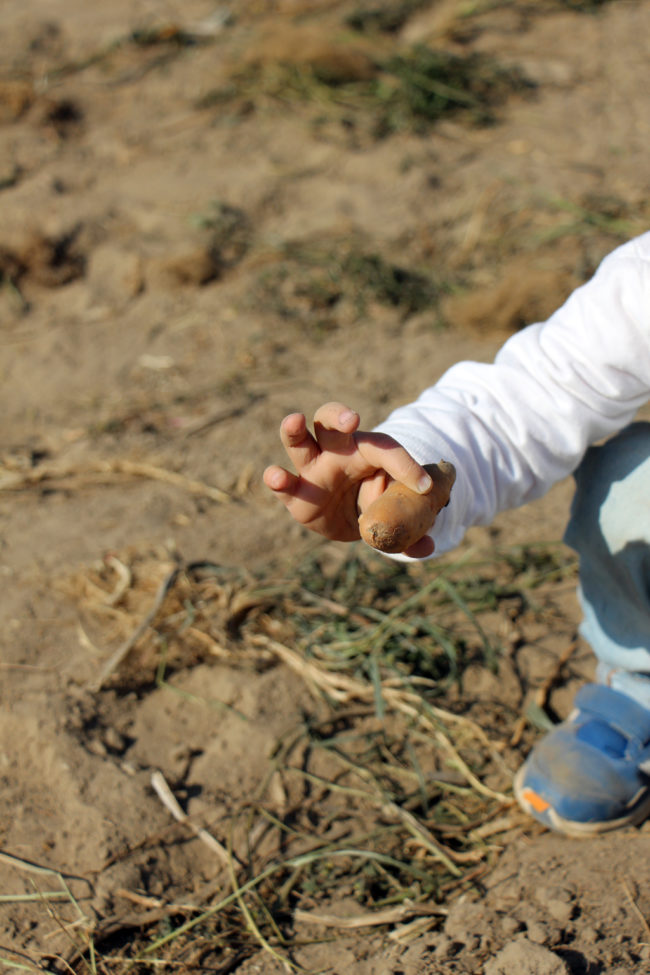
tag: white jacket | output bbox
[375,232,650,555]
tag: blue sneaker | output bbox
[514,684,650,836]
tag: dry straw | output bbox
[47,539,577,970]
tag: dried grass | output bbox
[55,540,578,971]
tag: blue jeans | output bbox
[565,422,650,708]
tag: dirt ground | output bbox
[2,1,650,973]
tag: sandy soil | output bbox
[2,1,650,973]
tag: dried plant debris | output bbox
[253,240,439,334]
[345,0,616,30]
[381,47,534,131]
[191,200,253,271]
[559,0,613,9]
[129,24,211,48]
[205,42,534,135]
[69,542,577,697]
[60,540,578,968]
[0,227,86,292]
[346,1,433,35]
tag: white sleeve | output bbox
[374,232,650,555]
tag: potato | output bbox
[358,461,456,553]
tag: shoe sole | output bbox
[513,766,650,838]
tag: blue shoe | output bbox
[514,684,650,836]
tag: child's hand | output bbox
[263,402,436,558]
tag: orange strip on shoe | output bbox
[521,788,551,814]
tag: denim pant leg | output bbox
[564,422,650,708]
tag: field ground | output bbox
[2,1,650,973]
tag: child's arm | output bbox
[374,232,650,554]
[267,234,650,559]
[263,401,437,558]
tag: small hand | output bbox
[263,402,435,557]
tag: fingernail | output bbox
[266,469,282,489]
[339,409,355,424]
[417,474,433,493]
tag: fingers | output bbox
[313,402,360,431]
[263,464,298,496]
[403,535,435,559]
[355,432,433,494]
[313,402,360,451]
[279,413,320,471]
[263,459,327,507]
[357,470,389,514]
[278,405,360,473]
[263,463,331,527]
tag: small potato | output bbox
[358,461,456,554]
